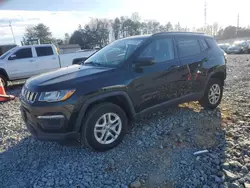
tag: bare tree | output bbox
[212,22,219,36]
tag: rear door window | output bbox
[35,46,53,57]
[176,37,201,58]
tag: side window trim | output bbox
[31,46,36,58]
[33,46,38,58]
[198,37,209,52]
[196,36,202,52]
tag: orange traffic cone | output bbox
[0,78,15,102]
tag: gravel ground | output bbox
[0,55,250,188]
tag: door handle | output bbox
[52,57,56,60]
[29,60,35,62]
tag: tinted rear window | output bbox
[205,38,217,48]
[35,46,53,57]
[177,37,201,58]
[200,38,209,51]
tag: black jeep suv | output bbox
[20,32,227,151]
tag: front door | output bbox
[6,47,37,80]
[129,36,183,112]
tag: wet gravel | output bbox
[0,54,250,188]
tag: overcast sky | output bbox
[0,0,250,45]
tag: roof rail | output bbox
[153,32,206,36]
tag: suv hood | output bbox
[26,65,114,89]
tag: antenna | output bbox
[9,21,16,44]
[204,0,207,32]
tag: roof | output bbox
[117,34,152,40]
[120,32,213,41]
[21,44,54,47]
[153,32,212,38]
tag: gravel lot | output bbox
[0,55,250,188]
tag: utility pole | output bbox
[236,13,240,35]
[204,0,207,33]
[9,21,16,44]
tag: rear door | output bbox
[35,46,60,74]
[129,36,183,112]
[175,36,208,95]
[6,47,37,79]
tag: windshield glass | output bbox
[0,47,16,60]
[84,38,144,67]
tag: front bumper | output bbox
[20,101,80,141]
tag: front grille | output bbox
[22,87,38,103]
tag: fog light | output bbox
[37,115,65,130]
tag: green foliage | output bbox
[24,23,52,44]
[69,18,110,49]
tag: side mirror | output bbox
[134,57,156,68]
[8,54,16,60]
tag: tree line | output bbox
[23,12,250,48]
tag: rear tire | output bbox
[80,103,128,152]
[199,78,223,110]
[0,74,8,88]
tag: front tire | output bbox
[199,78,223,110]
[80,103,128,152]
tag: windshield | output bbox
[0,47,16,60]
[84,38,144,67]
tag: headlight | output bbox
[39,89,75,102]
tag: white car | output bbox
[0,44,96,86]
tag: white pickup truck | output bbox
[0,44,96,86]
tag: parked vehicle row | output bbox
[0,44,96,87]
[20,32,227,151]
[218,40,250,54]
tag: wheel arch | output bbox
[209,71,226,86]
[74,91,136,132]
[0,68,9,80]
